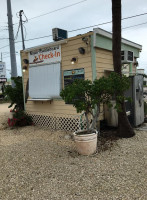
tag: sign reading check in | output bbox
[29,45,61,65]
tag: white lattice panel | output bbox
[26,112,87,132]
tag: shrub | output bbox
[60,72,130,131]
[60,77,112,131]
[4,77,24,110]
[8,109,33,127]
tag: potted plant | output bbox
[60,77,112,155]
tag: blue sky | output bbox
[0,0,147,78]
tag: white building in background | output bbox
[0,61,7,94]
[0,61,7,82]
[137,68,147,86]
[137,68,145,75]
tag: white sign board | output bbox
[29,45,61,66]
[0,62,6,79]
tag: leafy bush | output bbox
[61,77,112,131]
[8,109,33,127]
[4,77,24,110]
[60,72,130,131]
[105,72,131,112]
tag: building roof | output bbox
[23,28,142,52]
[93,28,142,50]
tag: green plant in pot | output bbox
[60,77,112,155]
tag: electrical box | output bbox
[121,50,134,64]
[105,75,144,127]
[64,68,84,88]
[125,75,144,127]
[52,28,68,41]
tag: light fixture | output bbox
[71,57,77,64]
[78,47,85,54]
[22,66,27,72]
[82,37,89,45]
[23,59,29,64]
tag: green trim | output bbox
[63,68,84,76]
[95,34,140,58]
[95,35,112,51]
[91,35,97,81]
[129,63,133,74]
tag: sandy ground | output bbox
[0,103,11,113]
[0,103,147,200]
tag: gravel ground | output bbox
[0,105,147,200]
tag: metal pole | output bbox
[7,0,17,87]
[19,10,25,50]
[1,53,2,62]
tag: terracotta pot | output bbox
[73,130,98,155]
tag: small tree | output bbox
[4,76,24,110]
[61,78,110,132]
[60,72,131,133]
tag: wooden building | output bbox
[21,28,142,131]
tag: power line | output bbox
[3,54,18,59]
[11,11,147,32]
[122,12,147,20]
[122,21,147,30]
[0,18,147,50]
[69,21,112,32]
[0,35,52,49]
[14,35,52,43]
[13,0,87,25]
[0,45,9,50]
[0,38,9,40]
[69,12,147,32]
[25,34,52,41]
[0,29,8,33]
[15,22,21,39]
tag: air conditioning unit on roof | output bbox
[121,50,134,64]
[52,28,68,41]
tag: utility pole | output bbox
[19,10,25,50]
[7,0,17,87]
[1,53,2,62]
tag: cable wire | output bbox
[15,22,21,40]
[0,38,9,40]
[122,21,147,30]
[0,18,147,50]
[0,29,8,33]
[69,12,147,32]
[23,34,52,42]
[13,0,87,25]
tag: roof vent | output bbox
[52,28,68,41]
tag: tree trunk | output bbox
[117,102,135,137]
[112,0,121,75]
[112,0,135,137]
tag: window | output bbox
[29,63,61,99]
[64,68,85,88]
